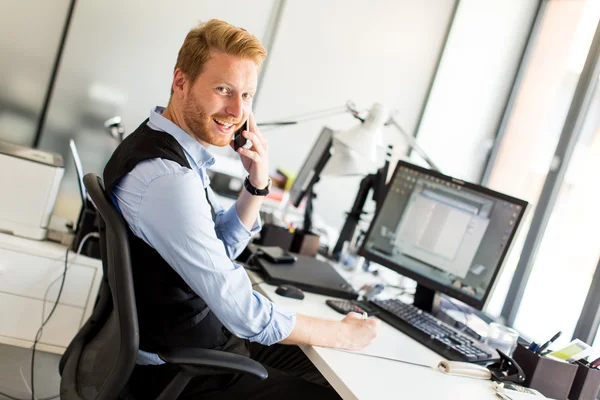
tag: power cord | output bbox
[329,348,431,369]
[30,248,69,400]
[40,233,98,324]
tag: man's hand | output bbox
[337,312,380,350]
[279,313,380,350]
[231,111,269,189]
[233,111,270,230]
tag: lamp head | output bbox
[322,103,388,176]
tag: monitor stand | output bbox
[410,283,494,341]
[412,284,436,313]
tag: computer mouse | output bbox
[275,284,305,300]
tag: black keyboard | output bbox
[370,298,496,363]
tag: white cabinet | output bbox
[0,233,102,354]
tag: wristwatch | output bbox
[244,176,271,196]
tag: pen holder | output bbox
[568,363,600,400]
[512,343,577,399]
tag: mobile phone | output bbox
[259,246,297,264]
[233,119,252,151]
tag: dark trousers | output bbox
[129,343,342,399]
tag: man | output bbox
[104,19,379,399]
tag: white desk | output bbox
[0,232,102,354]
[252,274,505,400]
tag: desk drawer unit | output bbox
[0,248,95,307]
[0,293,82,348]
[0,244,102,354]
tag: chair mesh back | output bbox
[60,174,139,400]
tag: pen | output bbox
[536,331,562,355]
[589,357,600,369]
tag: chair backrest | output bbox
[60,173,139,400]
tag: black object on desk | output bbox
[325,299,379,315]
[569,361,600,400]
[512,343,578,400]
[367,298,497,363]
[325,297,495,363]
[275,285,305,300]
[253,251,358,300]
[254,218,294,251]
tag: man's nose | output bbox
[225,96,244,121]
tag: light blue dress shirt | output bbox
[112,106,296,365]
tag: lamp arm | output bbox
[387,117,440,172]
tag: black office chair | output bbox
[59,173,268,400]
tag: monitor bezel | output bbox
[358,160,529,311]
[289,127,334,208]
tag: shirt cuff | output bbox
[247,302,296,346]
[216,202,262,245]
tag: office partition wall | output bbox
[0,0,72,146]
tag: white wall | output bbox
[255,0,456,232]
[412,0,539,182]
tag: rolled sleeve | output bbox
[214,201,261,259]
[216,201,262,242]
[246,295,296,345]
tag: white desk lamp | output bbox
[318,102,439,259]
[321,103,389,177]
[257,102,437,257]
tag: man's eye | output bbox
[243,93,253,100]
[217,87,228,93]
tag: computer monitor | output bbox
[288,127,333,208]
[69,139,87,208]
[69,139,100,258]
[359,160,528,312]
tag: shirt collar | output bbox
[148,106,215,168]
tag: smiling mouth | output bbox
[213,117,235,129]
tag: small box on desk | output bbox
[569,362,600,400]
[254,223,294,250]
[290,230,320,256]
[512,344,577,399]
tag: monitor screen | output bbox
[288,127,333,208]
[359,160,528,310]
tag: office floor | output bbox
[0,344,61,400]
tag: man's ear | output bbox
[172,69,187,98]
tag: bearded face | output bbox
[177,52,257,148]
[181,89,240,147]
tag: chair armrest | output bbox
[157,348,268,380]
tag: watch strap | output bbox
[244,176,270,196]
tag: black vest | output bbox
[104,120,240,354]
